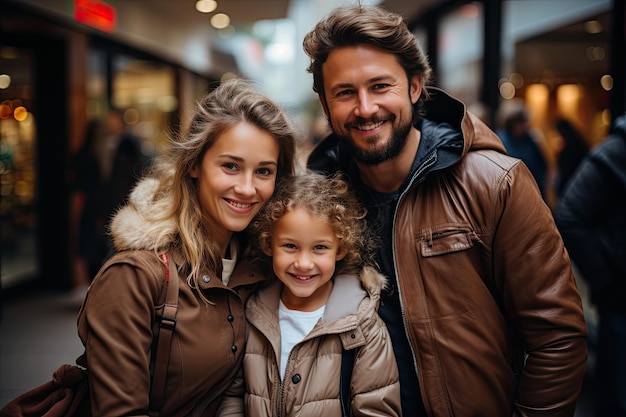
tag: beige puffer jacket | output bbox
[218,266,401,417]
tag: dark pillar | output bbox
[426,18,439,83]
[481,0,502,128]
[609,0,625,126]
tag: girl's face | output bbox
[267,206,346,312]
[191,122,279,247]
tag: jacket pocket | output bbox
[419,225,476,257]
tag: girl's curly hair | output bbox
[249,171,378,276]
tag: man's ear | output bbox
[319,93,330,119]
[410,75,423,104]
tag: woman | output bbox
[76,78,297,416]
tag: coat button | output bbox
[291,374,301,384]
[231,345,237,353]
[202,275,210,283]
[227,315,234,322]
[350,333,356,339]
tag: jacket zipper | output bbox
[391,150,436,400]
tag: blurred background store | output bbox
[0,0,623,413]
[0,0,622,294]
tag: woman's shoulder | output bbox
[90,250,169,293]
[104,249,165,270]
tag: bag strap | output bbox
[148,253,179,414]
[340,346,356,417]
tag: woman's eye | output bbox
[256,167,274,177]
[223,162,238,172]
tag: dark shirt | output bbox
[350,139,431,416]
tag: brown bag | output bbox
[0,364,89,417]
[0,253,178,417]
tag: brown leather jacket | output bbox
[76,178,266,416]
[307,88,588,417]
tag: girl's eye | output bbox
[313,244,329,251]
[283,243,297,250]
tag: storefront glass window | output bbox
[0,47,38,289]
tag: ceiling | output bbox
[143,0,449,28]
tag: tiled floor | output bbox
[0,288,86,408]
[0,286,597,415]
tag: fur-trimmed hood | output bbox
[357,264,388,299]
[109,177,178,252]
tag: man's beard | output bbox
[339,114,413,166]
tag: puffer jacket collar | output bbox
[255,266,386,325]
[248,266,387,362]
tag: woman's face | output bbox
[191,122,280,244]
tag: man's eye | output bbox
[336,89,354,97]
[373,84,389,90]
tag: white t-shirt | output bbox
[278,300,325,379]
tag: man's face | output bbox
[320,44,421,166]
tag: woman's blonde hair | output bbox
[249,171,378,276]
[148,78,297,299]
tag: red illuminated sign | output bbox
[74,0,116,33]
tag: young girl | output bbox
[218,171,401,417]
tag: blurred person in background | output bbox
[496,100,549,201]
[101,109,154,233]
[70,110,154,291]
[553,118,589,198]
[555,113,626,417]
[69,118,109,289]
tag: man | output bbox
[555,113,626,417]
[304,5,588,416]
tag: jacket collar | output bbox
[253,266,385,323]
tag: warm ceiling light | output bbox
[196,0,217,14]
[584,20,602,34]
[211,13,230,29]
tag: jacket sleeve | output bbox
[493,162,588,417]
[77,255,163,417]
[351,308,402,417]
[215,367,245,417]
